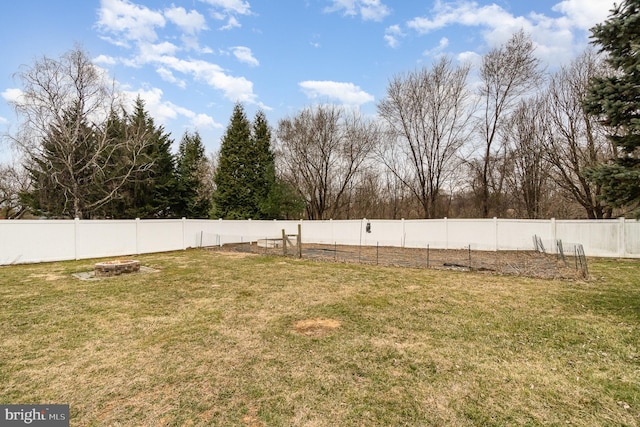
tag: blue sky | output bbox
[0,0,617,161]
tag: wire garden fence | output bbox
[205,231,589,280]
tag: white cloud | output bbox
[299,81,374,105]
[199,0,251,16]
[181,35,213,53]
[164,6,207,34]
[199,0,251,29]
[325,0,390,22]
[138,41,180,60]
[457,50,481,64]
[384,24,404,48]
[552,0,614,30]
[1,88,24,103]
[96,0,262,108]
[360,0,391,21]
[407,2,529,36]
[93,54,118,65]
[423,37,449,57]
[192,113,221,129]
[97,0,165,43]
[231,46,259,67]
[156,56,258,104]
[220,16,241,30]
[403,0,616,66]
[0,116,8,125]
[156,67,187,89]
[123,87,221,130]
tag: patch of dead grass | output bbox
[294,318,341,337]
[28,273,66,281]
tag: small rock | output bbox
[617,401,630,410]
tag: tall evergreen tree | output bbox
[261,178,306,219]
[104,97,177,218]
[252,110,277,219]
[23,101,98,218]
[585,0,640,216]
[11,47,160,219]
[213,103,255,219]
[175,131,212,218]
[214,104,281,219]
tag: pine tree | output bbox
[262,178,306,219]
[12,47,168,219]
[252,110,277,219]
[105,97,177,218]
[213,103,256,219]
[175,131,212,218]
[213,104,296,219]
[23,101,98,218]
[585,0,640,216]
[252,110,305,219]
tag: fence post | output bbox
[135,218,140,254]
[182,217,187,250]
[74,217,80,260]
[282,229,287,256]
[619,217,626,258]
[493,217,498,251]
[401,218,406,248]
[297,223,302,259]
[550,218,557,254]
[444,217,448,250]
[359,218,365,262]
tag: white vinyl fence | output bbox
[1,217,639,265]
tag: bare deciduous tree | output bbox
[276,105,379,220]
[377,56,475,218]
[474,30,543,217]
[544,49,615,219]
[503,98,552,218]
[8,47,152,218]
[0,162,30,219]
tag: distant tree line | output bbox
[1,1,638,219]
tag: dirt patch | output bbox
[213,243,587,280]
[242,413,264,427]
[72,266,159,281]
[294,318,341,337]
[212,251,258,259]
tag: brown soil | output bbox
[294,318,341,337]
[211,243,588,280]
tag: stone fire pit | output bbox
[94,259,141,277]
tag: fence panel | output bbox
[555,220,621,257]
[137,220,184,254]
[446,219,496,251]
[1,220,76,264]
[498,220,550,251]
[2,218,639,265]
[362,220,405,247]
[76,220,138,259]
[625,220,640,257]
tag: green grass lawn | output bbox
[1,250,638,426]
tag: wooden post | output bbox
[297,224,302,258]
[282,229,287,256]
